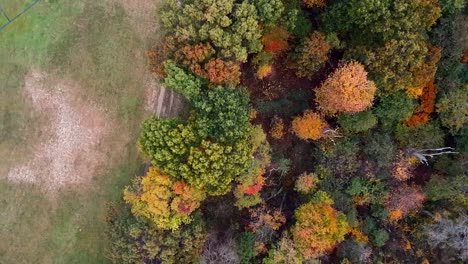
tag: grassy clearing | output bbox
[0,0,37,18]
[0,0,157,263]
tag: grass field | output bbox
[0,0,160,263]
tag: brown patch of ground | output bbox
[6,70,111,193]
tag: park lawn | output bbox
[0,0,158,263]
[0,0,37,19]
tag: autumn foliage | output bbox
[290,31,331,79]
[316,62,377,115]
[124,166,205,230]
[262,27,290,55]
[405,82,438,127]
[385,184,425,221]
[270,115,285,139]
[303,0,327,8]
[257,64,273,80]
[295,173,316,193]
[291,111,329,140]
[292,200,348,259]
[391,151,416,181]
[204,58,241,86]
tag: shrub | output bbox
[292,200,348,259]
[316,62,376,115]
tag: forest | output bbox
[106,0,468,263]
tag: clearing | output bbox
[0,0,182,263]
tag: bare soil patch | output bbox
[6,70,111,193]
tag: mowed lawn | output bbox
[0,0,37,18]
[0,1,158,263]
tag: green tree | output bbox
[337,110,377,134]
[192,86,251,143]
[437,84,468,135]
[160,0,262,62]
[107,204,207,264]
[322,0,441,45]
[350,34,429,92]
[163,61,203,101]
[253,0,284,26]
[374,92,416,127]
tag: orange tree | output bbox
[315,61,376,115]
[292,194,348,259]
[291,111,330,140]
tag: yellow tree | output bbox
[291,111,330,140]
[316,62,376,115]
[292,198,348,259]
[124,166,206,230]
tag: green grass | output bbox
[0,0,156,263]
[0,0,37,18]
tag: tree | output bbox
[384,184,425,221]
[405,81,438,127]
[175,43,215,77]
[303,0,327,8]
[391,151,416,181]
[316,62,376,115]
[295,173,317,193]
[263,234,304,264]
[425,213,468,261]
[192,86,251,143]
[351,34,428,93]
[253,0,284,26]
[292,199,348,259]
[107,204,207,264]
[374,91,416,127]
[138,118,198,178]
[289,31,331,79]
[139,118,253,196]
[270,115,285,139]
[425,174,468,206]
[322,0,441,45]
[337,111,377,134]
[291,111,330,140]
[124,167,206,230]
[204,58,241,86]
[160,0,263,62]
[437,84,468,135]
[181,139,252,195]
[163,62,203,101]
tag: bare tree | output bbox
[407,147,458,165]
[425,214,468,261]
